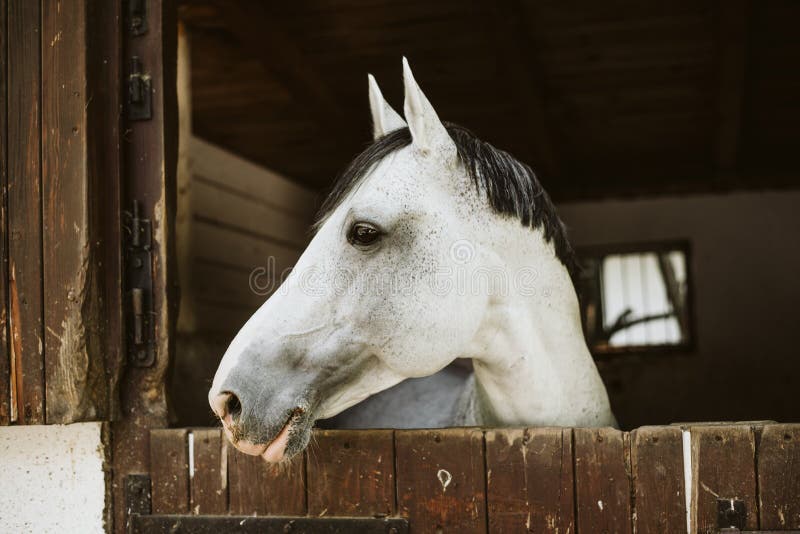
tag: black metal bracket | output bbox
[128,0,148,36]
[718,498,748,531]
[717,498,800,533]
[127,57,152,121]
[125,200,155,367]
[125,474,152,516]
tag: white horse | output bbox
[209,59,615,463]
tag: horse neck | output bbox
[464,223,615,428]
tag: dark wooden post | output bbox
[111,0,178,532]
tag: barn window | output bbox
[578,241,692,355]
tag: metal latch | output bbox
[718,498,800,533]
[127,57,152,121]
[126,201,155,367]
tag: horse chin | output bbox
[266,412,313,463]
[224,406,313,464]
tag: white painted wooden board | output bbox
[0,422,108,533]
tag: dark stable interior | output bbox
[172,1,800,429]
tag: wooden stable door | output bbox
[0,0,129,425]
[3,1,176,531]
[2,0,176,458]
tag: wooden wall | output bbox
[178,137,318,338]
[171,135,318,426]
[0,0,122,425]
[144,423,800,534]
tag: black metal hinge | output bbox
[125,200,155,367]
[128,0,148,36]
[127,56,152,121]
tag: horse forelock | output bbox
[314,123,580,283]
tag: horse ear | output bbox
[402,57,454,155]
[368,74,406,140]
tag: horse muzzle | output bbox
[210,388,311,463]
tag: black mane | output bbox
[316,123,579,282]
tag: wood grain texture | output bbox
[485,427,574,533]
[189,137,318,219]
[111,0,176,531]
[192,178,311,249]
[7,0,44,425]
[574,427,633,534]
[690,425,757,533]
[86,0,124,422]
[41,0,107,423]
[228,446,306,515]
[395,428,486,533]
[150,429,190,514]
[631,426,686,534]
[192,221,302,282]
[306,429,395,517]
[190,429,227,514]
[757,424,800,530]
[0,0,10,426]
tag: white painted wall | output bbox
[0,422,108,533]
[558,189,800,428]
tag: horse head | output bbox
[209,59,494,461]
[208,58,613,463]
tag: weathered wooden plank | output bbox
[0,0,10,426]
[307,429,395,518]
[631,426,686,534]
[190,429,227,515]
[193,219,302,275]
[758,424,800,530]
[574,427,633,534]
[485,427,574,533]
[190,137,318,220]
[150,429,190,514]
[690,425,757,533]
[228,446,306,515]
[193,261,272,310]
[111,0,176,531]
[395,428,486,533]
[192,178,311,249]
[41,0,108,423]
[7,0,44,425]
[86,0,124,424]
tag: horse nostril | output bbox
[226,393,242,421]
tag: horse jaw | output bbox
[458,214,616,428]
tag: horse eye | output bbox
[347,222,382,248]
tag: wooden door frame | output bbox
[111,0,178,532]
